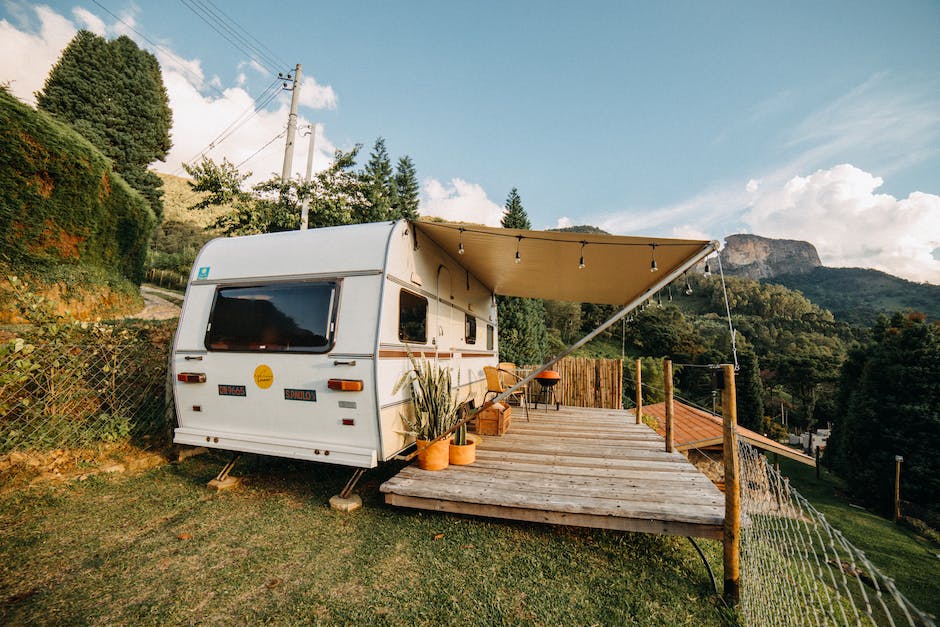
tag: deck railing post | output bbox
[635,358,642,425]
[664,358,674,453]
[722,364,740,605]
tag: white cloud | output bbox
[745,179,760,193]
[71,7,105,35]
[0,6,77,104]
[555,217,572,229]
[298,76,337,110]
[744,164,940,283]
[421,178,503,226]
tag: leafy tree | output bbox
[182,158,250,210]
[832,313,940,525]
[496,188,546,364]
[37,31,172,221]
[393,156,420,220]
[358,137,393,222]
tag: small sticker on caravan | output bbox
[254,364,274,389]
[197,266,210,279]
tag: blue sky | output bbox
[2,1,939,282]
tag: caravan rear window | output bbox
[205,281,337,352]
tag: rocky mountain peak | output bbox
[719,234,822,280]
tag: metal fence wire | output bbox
[0,339,170,480]
[738,441,935,627]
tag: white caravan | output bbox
[172,220,497,469]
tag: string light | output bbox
[650,243,658,273]
[457,228,465,255]
[704,259,712,277]
[578,241,586,269]
[515,235,522,264]
[685,273,693,295]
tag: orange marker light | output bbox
[328,379,364,391]
[177,372,206,383]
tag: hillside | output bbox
[768,266,940,325]
[0,88,153,321]
[147,172,230,281]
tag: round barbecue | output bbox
[534,370,561,411]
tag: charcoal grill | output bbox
[533,370,561,410]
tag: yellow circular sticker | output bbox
[253,364,274,389]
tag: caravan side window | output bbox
[487,324,494,351]
[399,290,427,343]
[465,313,477,344]
[205,281,337,353]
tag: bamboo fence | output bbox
[520,357,623,409]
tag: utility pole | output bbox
[300,123,317,230]
[280,64,302,185]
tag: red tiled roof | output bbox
[642,401,815,466]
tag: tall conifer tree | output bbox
[496,188,547,364]
[358,137,393,222]
[393,155,420,220]
[37,31,172,220]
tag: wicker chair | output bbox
[483,364,530,421]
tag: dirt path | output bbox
[134,286,181,320]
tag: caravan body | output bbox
[172,221,497,468]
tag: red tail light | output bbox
[328,379,363,391]
[177,372,206,383]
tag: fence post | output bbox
[663,358,673,453]
[722,363,740,605]
[894,455,903,522]
[635,358,642,425]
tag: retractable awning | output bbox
[413,221,718,305]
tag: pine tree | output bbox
[393,155,420,220]
[735,351,766,432]
[37,31,172,221]
[501,187,530,229]
[357,137,393,222]
[496,187,547,364]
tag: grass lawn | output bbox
[777,457,940,619]
[1,452,735,625]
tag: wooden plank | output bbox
[380,479,724,525]
[463,457,717,484]
[384,493,724,539]
[479,438,690,461]
[506,423,664,440]
[472,449,703,473]
[385,468,723,507]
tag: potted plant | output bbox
[449,420,478,465]
[394,354,464,471]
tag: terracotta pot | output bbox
[449,436,477,465]
[416,438,450,471]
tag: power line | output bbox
[194,0,289,72]
[178,0,288,76]
[237,129,287,169]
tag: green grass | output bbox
[0,452,735,625]
[778,457,940,618]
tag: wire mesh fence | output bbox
[0,338,171,485]
[738,442,934,626]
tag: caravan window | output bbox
[465,313,477,344]
[399,290,427,343]
[487,324,494,351]
[205,281,337,353]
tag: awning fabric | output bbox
[414,220,717,305]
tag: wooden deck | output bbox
[380,405,726,539]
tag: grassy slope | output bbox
[778,457,940,618]
[0,452,734,625]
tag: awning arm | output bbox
[488,240,721,407]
